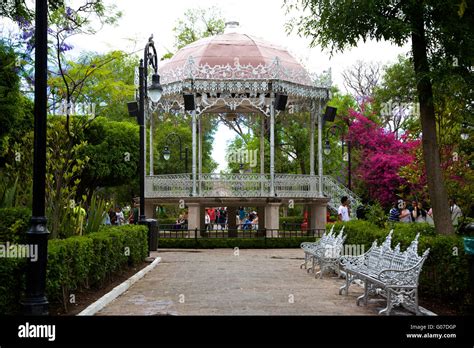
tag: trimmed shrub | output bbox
[158,218,178,226]
[280,216,304,228]
[0,207,31,243]
[157,237,317,249]
[0,224,148,314]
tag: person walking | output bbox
[338,196,350,222]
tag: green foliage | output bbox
[0,207,31,244]
[171,6,225,51]
[45,117,90,239]
[280,216,304,228]
[365,202,387,228]
[83,193,107,235]
[154,117,217,174]
[80,117,139,189]
[0,257,26,315]
[49,51,137,122]
[0,224,148,314]
[0,176,18,208]
[158,237,316,249]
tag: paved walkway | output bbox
[97,249,385,316]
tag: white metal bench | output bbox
[300,225,335,270]
[301,226,346,278]
[339,231,430,315]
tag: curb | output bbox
[77,256,162,316]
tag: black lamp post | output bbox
[324,124,352,190]
[162,133,189,173]
[21,0,49,315]
[138,35,163,223]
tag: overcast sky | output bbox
[3,0,411,172]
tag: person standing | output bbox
[338,196,350,222]
[115,207,125,225]
[388,202,400,222]
[205,210,211,231]
[450,198,463,227]
[399,201,412,223]
[411,201,426,223]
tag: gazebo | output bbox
[143,22,359,235]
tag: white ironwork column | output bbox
[260,113,265,196]
[310,100,316,176]
[192,109,197,196]
[270,94,275,197]
[198,114,202,194]
[318,100,323,197]
[149,113,154,176]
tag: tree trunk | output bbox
[410,5,454,235]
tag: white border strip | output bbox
[77,257,162,316]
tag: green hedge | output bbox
[157,218,178,226]
[158,237,317,249]
[0,225,148,314]
[280,216,304,227]
[0,207,31,244]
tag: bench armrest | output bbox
[339,254,366,268]
[377,266,422,286]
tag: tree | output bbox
[347,108,420,207]
[78,117,140,200]
[285,0,474,234]
[0,41,34,207]
[163,6,226,59]
[341,60,382,99]
[373,55,418,136]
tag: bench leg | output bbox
[307,256,316,274]
[300,253,308,269]
[315,260,323,279]
[339,273,351,295]
[379,288,393,315]
[414,289,422,316]
[356,281,368,306]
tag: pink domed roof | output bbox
[160,32,313,86]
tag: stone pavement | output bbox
[97,249,386,316]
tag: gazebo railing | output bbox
[145,174,361,211]
[322,175,362,217]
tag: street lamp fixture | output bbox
[163,133,189,173]
[162,146,171,161]
[324,140,331,156]
[148,74,163,103]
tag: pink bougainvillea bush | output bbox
[346,109,421,207]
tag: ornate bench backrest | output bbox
[366,231,393,273]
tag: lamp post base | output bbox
[21,297,49,316]
[21,216,49,315]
